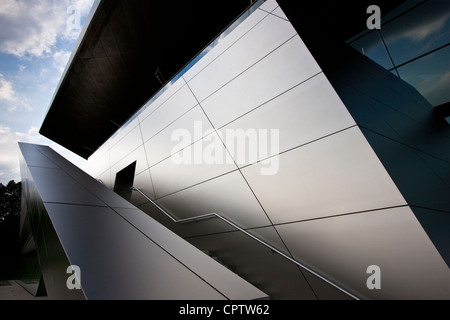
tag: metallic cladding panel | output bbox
[139,84,198,143]
[258,0,279,12]
[156,170,272,230]
[149,133,238,198]
[109,124,143,167]
[144,105,213,167]
[137,77,187,124]
[216,72,356,163]
[182,9,269,83]
[276,206,450,299]
[186,229,318,300]
[82,0,450,299]
[26,166,106,207]
[140,200,237,239]
[18,148,86,300]
[360,128,450,213]
[18,142,268,300]
[186,12,298,102]
[44,203,228,300]
[110,145,148,177]
[133,169,155,196]
[240,126,407,224]
[186,227,353,300]
[201,35,323,129]
[40,0,254,158]
[315,31,450,266]
[114,207,268,300]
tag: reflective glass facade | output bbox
[348,0,450,107]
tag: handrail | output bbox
[131,186,360,300]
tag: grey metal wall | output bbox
[275,0,450,271]
[19,144,86,300]
[323,46,450,268]
[18,142,267,300]
[85,0,450,299]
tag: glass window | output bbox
[397,44,450,106]
[349,30,394,69]
[381,0,450,66]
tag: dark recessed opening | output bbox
[113,161,136,201]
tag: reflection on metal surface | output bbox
[396,45,450,106]
[347,0,450,106]
[200,35,322,129]
[131,186,359,300]
[187,12,298,103]
[320,36,450,268]
[216,72,356,164]
[18,142,268,300]
[349,30,394,69]
[276,206,450,299]
[64,0,450,299]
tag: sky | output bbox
[0,0,95,184]
[349,0,450,107]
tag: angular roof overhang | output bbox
[40,0,406,159]
[40,0,252,159]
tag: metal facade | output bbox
[19,0,450,299]
[18,142,268,300]
[84,0,450,299]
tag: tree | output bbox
[0,180,21,279]
[0,180,22,224]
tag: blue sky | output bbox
[0,0,95,184]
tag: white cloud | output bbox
[421,71,450,106]
[0,73,35,112]
[0,0,94,58]
[53,49,72,72]
[385,8,450,46]
[0,74,17,102]
[0,124,87,184]
[0,1,93,184]
[400,13,450,43]
[0,125,41,183]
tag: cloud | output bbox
[0,0,94,58]
[0,74,17,102]
[0,1,93,184]
[0,124,88,184]
[53,49,72,72]
[0,73,35,112]
[420,71,450,106]
[0,1,95,114]
[399,13,450,43]
[384,5,450,45]
[0,125,41,183]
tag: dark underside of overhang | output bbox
[39,0,252,159]
[40,0,405,159]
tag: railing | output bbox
[131,186,360,300]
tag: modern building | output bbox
[18,0,450,299]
